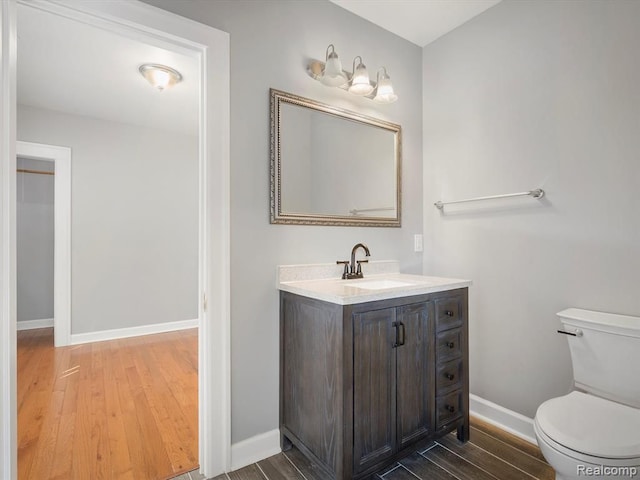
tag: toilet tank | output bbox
[558,308,640,409]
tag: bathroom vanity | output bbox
[278,263,471,480]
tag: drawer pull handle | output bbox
[445,373,455,381]
[445,405,456,413]
[446,341,455,349]
[444,310,454,317]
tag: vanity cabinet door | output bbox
[396,303,433,449]
[353,308,397,474]
[352,302,434,473]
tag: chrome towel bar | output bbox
[434,188,545,210]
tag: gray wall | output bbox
[18,105,199,335]
[17,158,54,322]
[423,0,640,419]
[142,0,423,443]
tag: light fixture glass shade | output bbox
[349,57,374,96]
[139,64,183,91]
[320,45,348,87]
[374,68,398,103]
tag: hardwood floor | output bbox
[190,416,553,480]
[17,327,199,480]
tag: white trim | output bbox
[2,1,231,478]
[16,141,71,347]
[230,429,282,472]
[16,318,53,330]
[198,5,232,476]
[1,1,18,478]
[70,318,198,345]
[470,393,537,444]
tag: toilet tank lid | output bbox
[536,391,640,459]
[557,308,640,337]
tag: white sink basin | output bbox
[347,279,414,290]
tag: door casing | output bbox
[0,1,231,478]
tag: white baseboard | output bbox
[230,429,281,471]
[17,318,54,330]
[470,393,536,444]
[70,318,198,345]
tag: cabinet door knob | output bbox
[445,405,456,413]
[445,310,454,317]
[445,373,455,381]
[446,341,455,349]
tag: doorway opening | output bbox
[1,1,231,478]
[16,1,201,476]
[16,141,71,347]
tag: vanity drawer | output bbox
[436,358,463,394]
[436,328,462,363]
[436,390,463,429]
[435,296,463,332]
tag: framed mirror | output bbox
[270,89,401,227]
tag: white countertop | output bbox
[278,272,471,305]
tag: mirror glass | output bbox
[270,89,401,226]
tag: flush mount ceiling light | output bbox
[307,44,397,104]
[138,63,183,91]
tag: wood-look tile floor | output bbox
[17,327,199,480]
[182,417,553,480]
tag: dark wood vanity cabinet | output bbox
[280,288,469,480]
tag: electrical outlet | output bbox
[414,234,423,252]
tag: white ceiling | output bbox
[17,4,199,135]
[329,0,502,47]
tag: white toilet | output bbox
[534,308,640,480]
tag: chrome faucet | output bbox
[337,243,371,279]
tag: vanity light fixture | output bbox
[138,63,183,91]
[320,44,348,87]
[308,45,397,103]
[373,67,398,104]
[348,56,374,96]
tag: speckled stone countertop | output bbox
[277,261,471,305]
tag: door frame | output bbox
[16,141,71,347]
[0,1,231,478]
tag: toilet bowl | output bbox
[534,308,640,480]
[534,391,640,480]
